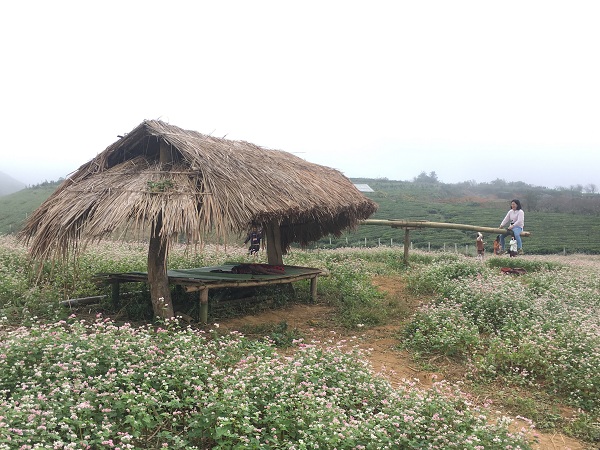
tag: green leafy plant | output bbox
[146,179,174,193]
[402,303,480,357]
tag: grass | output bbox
[1,236,599,447]
[0,181,61,235]
[235,321,305,348]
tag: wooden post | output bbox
[310,277,318,303]
[145,140,175,320]
[265,221,284,265]
[199,288,209,324]
[111,282,120,310]
[148,215,174,320]
[403,228,410,266]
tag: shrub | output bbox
[402,302,480,357]
[0,316,532,449]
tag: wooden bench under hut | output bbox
[96,263,327,323]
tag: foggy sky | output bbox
[1,1,599,190]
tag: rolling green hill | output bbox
[1,177,599,255]
[330,178,600,255]
[0,181,62,235]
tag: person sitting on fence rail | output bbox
[499,199,524,255]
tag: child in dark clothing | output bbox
[244,226,263,256]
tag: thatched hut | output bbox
[20,120,377,318]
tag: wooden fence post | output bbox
[199,288,209,324]
[403,228,410,265]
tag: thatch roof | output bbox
[20,120,377,259]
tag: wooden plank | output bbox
[59,290,140,307]
[361,219,531,237]
[183,273,321,292]
[60,295,106,307]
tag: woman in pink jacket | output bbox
[499,199,524,254]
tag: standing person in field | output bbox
[476,232,485,260]
[499,199,524,255]
[244,225,263,256]
[493,235,502,255]
[509,236,518,257]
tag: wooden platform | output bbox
[95,264,326,323]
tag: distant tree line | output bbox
[355,174,600,216]
[28,179,64,189]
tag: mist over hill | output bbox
[0,171,26,196]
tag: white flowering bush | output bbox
[2,236,599,444]
[403,302,481,357]
[403,254,600,420]
[0,315,532,449]
[405,257,485,296]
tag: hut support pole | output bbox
[310,276,318,303]
[111,283,120,310]
[145,140,176,320]
[148,214,175,319]
[265,221,284,265]
[199,288,209,324]
[403,228,410,266]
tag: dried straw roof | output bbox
[20,120,377,260]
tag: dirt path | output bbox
[215,276,588,450]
